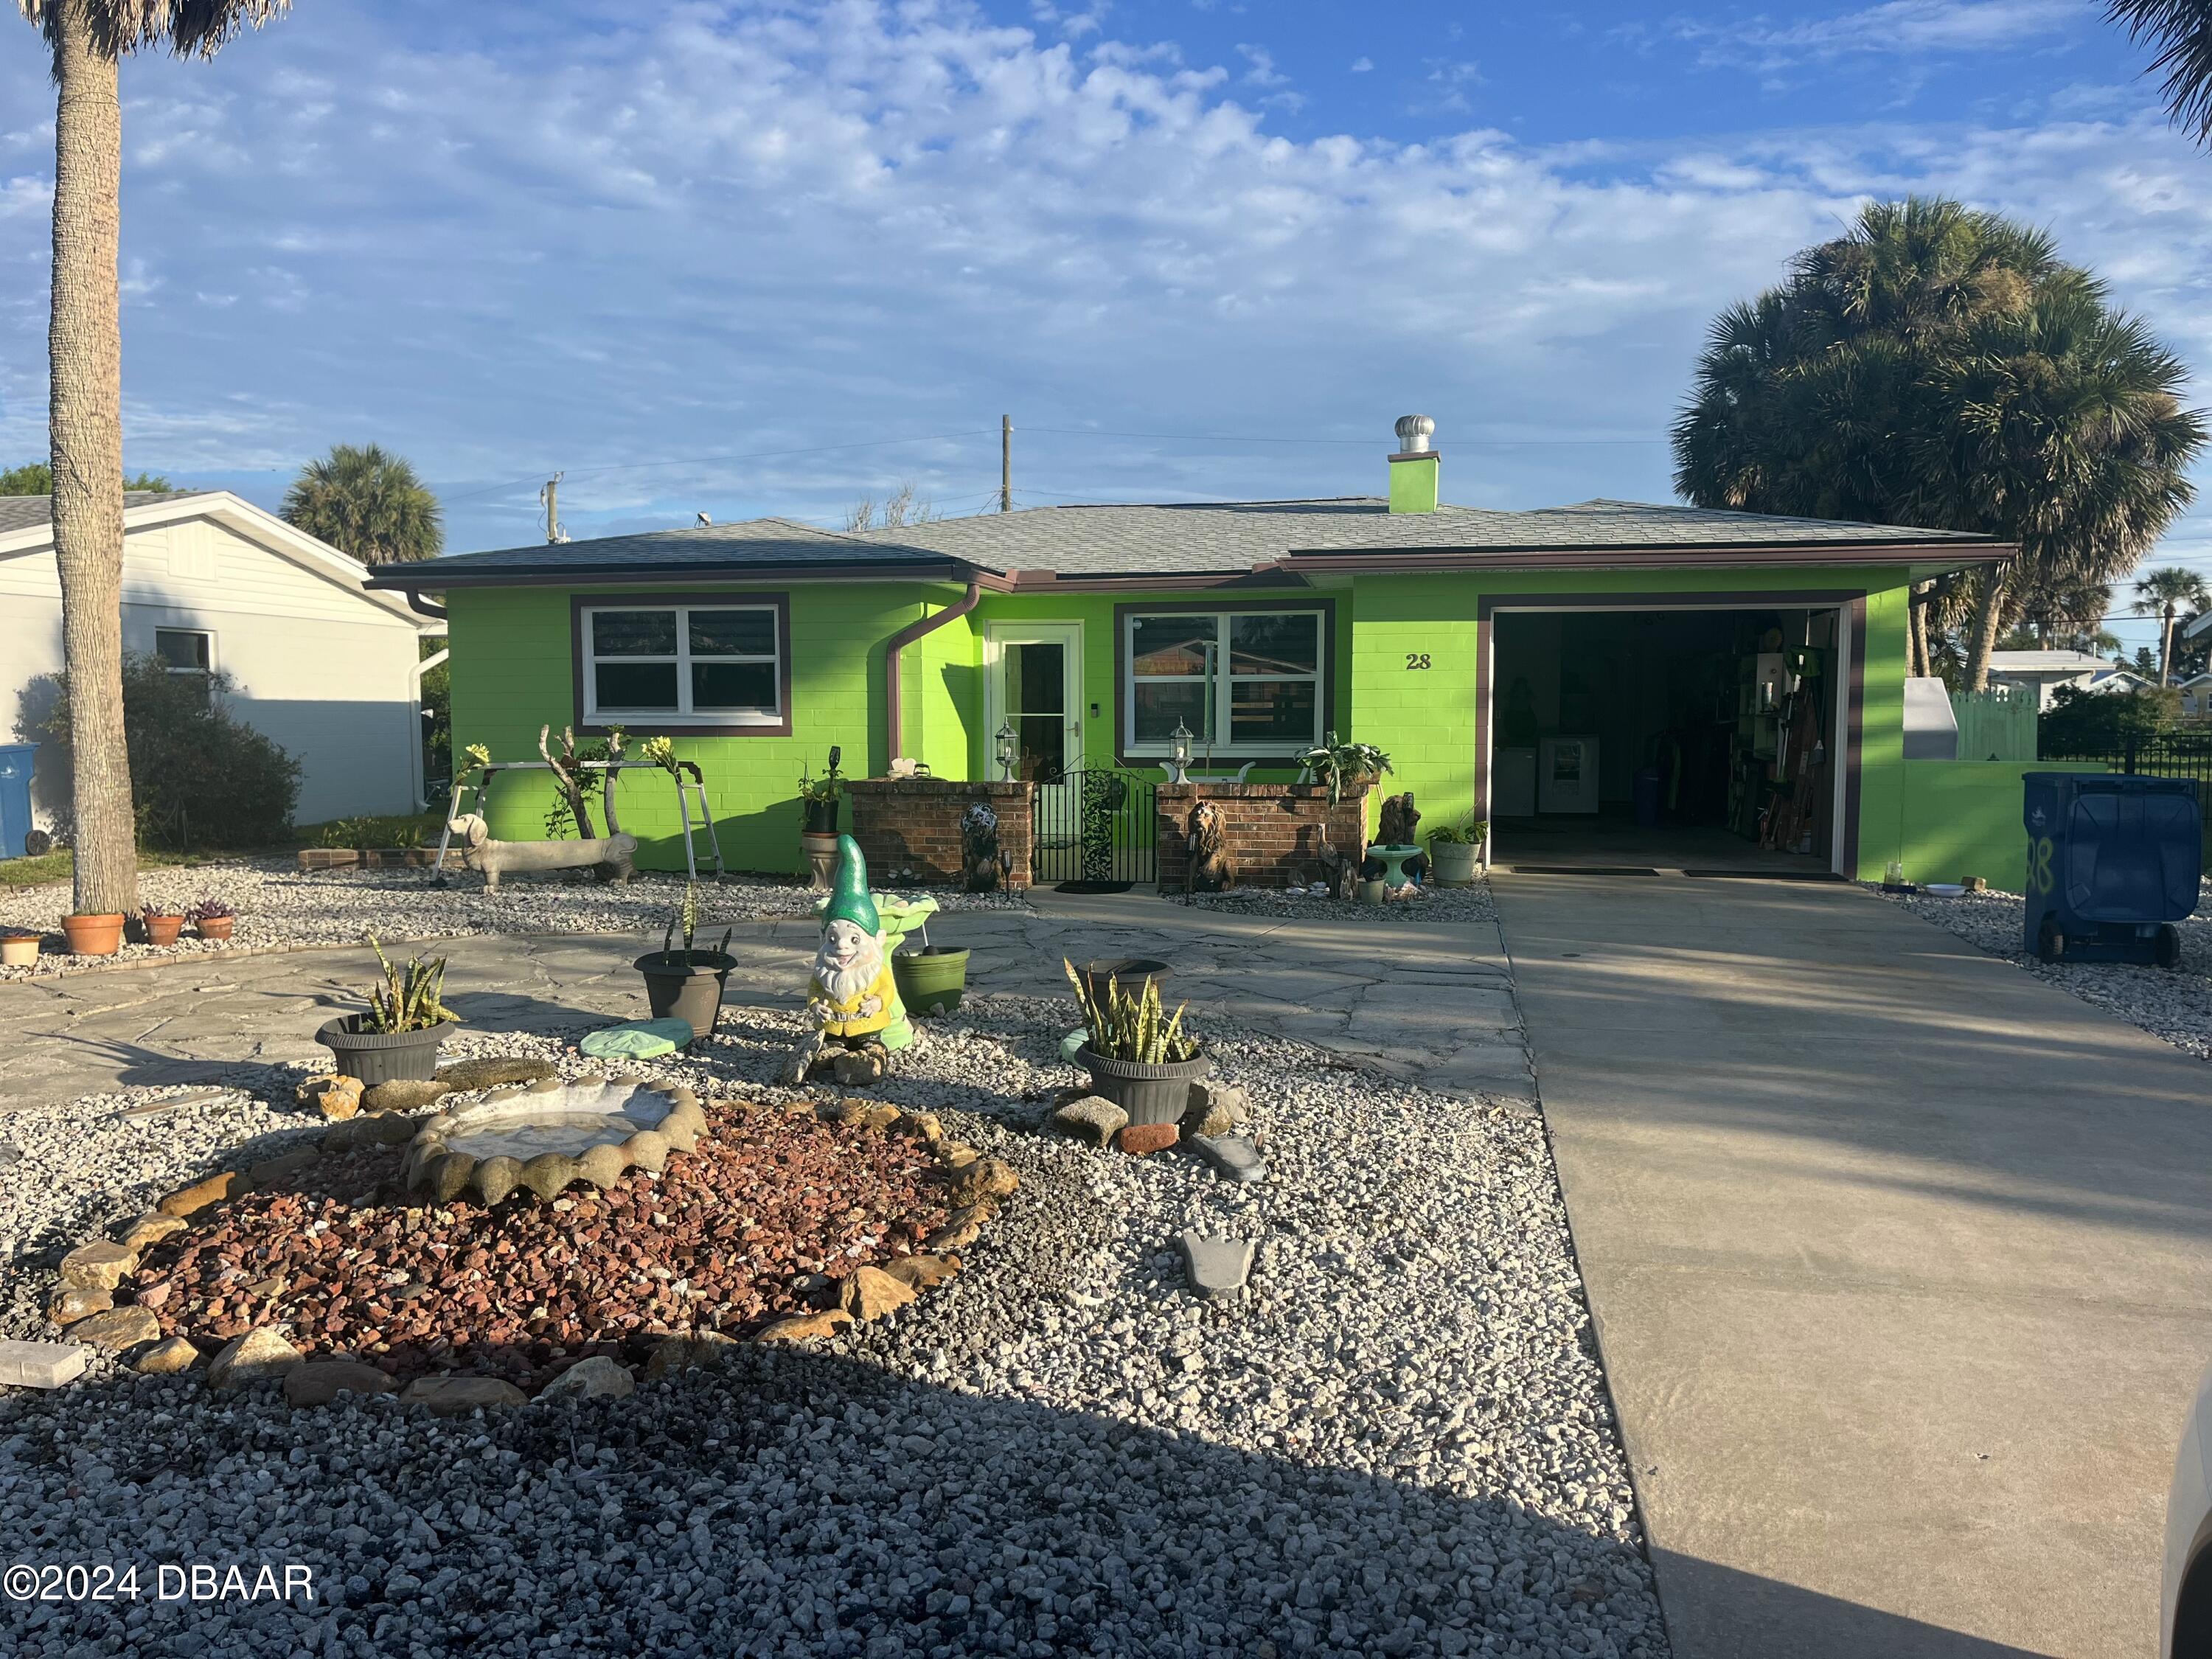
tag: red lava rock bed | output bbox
[131,1101,957,1390]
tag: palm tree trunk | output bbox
[1964,564,2008,692]
[2161,607,2177,687]
[46,0,136,916]
[1907,582,1930,678]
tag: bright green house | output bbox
[370,425,2039,886]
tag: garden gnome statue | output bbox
[779,835,913,1087]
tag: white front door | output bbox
[987,622,1082,870]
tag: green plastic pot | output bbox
[892,945,970,1015]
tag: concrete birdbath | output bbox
[1367,844,1423,891]
[401,1074,708,1205]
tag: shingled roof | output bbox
[0,490,209,538]
[367,495,2006,589]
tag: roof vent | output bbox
[1388,415,1439,514]
[695,512,712,527]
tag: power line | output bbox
[1023,425,1663,447]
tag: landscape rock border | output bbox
[31,1082,1012,1413]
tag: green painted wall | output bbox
[450,562,2019,885]
[1899,761,2104,891]
[1348,566,1919,877]
[446,580,973,874]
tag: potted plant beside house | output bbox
[316,935,457,1084]
[187,897,235,942]
[799,746,845,888]
[634,883,735,1043]
[1425,818,1486,887]
[140,904,185,946]
[1064,958,1209,1125]
[1295,732,1392,806]
[60,910,125,956]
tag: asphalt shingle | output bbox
[380,495,1999,585]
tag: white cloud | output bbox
[0,0,2205,553]
[1350,56,1373,74]
[1672,0,2086,70]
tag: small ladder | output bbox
[673,771,724,883]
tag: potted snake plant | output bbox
[1065,959,1209,1125]
[316,935,457,1085]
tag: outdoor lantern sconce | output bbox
[1164,722,1194,784]
[995,721,1018,782]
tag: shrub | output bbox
[2040,683,2180,756]
[27,655,301,850]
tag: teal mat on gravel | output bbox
[577,1018,693,1059]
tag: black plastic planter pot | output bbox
[1077,1044,1210,1127]
[892,945,970,1015]
[634,950,735,1043]
[316,1016,451,1085]
[801,800,840,835]
[1077,957,1172,1009]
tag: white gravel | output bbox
[1,995,1661,1658]
[0,858,1029,981]
[1880,879,2212,1061]
[1184,880,1499,924]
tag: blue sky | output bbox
[1,0,2208,649]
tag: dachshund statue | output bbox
[445,813,638,891]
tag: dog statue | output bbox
[1377,791,1420,846]
[1187,799,1237,894]
[961,801,1012,893]
[445,813,638,891]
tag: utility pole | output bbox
[1000,415,1012,514]
[540,472,568,544]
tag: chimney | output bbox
[1388,414,1439,515]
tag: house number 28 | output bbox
[1405,653,1432,670]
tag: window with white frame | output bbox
[1124,608,1324,754]
[582,603,782,724]
[154,628,212,673]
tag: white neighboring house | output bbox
[1984,649,2148,711]
[0,490,445,835]
[2178,672,2212,718]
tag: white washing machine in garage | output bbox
[1538,735,1600,813]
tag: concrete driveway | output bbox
[1498,872,2212,1658]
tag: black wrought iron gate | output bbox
[1032,762,1156,887]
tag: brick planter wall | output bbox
[1155,782,1368,892]
[845,779,1035,890]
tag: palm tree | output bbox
[18,0,291,915]
[1673,197,2205,691]
[2110,2,2212,142]
[2131,566,2211,684]
[281,444,444,565]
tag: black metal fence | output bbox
[1032,763,1157,887]
[2040,734,2212,856]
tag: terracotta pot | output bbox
[143,914,184,946]
[195,916,234,942]
[60,913,125,956]
[0,933,39,968]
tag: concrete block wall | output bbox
[1155,782,1369,891]
[846,778,1034,889]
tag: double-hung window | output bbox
[581,602,782,726]
[1124,608,1324,755]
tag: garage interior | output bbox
[1488,606,1843,876]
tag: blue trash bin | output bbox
[2023,771,2199,966]
[0,742,35,860]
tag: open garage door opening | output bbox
[1484,603,1850,878]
